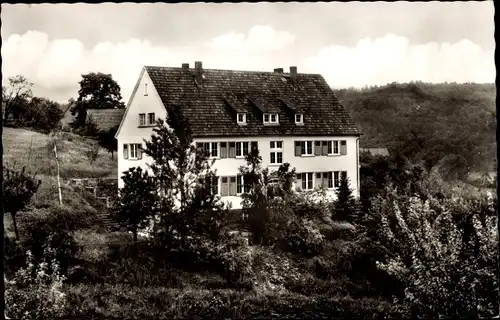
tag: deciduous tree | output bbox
[70,73,125,131]
[2,75,33,122]
[3,166,42,240]
[117,167,159,243]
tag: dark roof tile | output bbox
[145,66,361,137]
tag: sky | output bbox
[1,2,495,104]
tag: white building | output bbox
[115,62,362,209]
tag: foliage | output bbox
[3,165,42,239]
[372,192,499,318]
[98,124,119,159]
[84,140,101,166]
[239,147,297,245]
[117,167,160,242]
[332,174,357,222]
[22,96,64,132]
[64,283,391,319]
[141,106,227,253]
[337,82,496,175]
[20,209,82,274]
[70,72,125,130]
[2,74,33,122]
[5,247,68,320]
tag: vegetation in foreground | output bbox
[3,80,498,318]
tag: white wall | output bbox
[116,69,360,208]
[116,69,167,188]
[196,135,360,209]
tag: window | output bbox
[198,142,219,158]
[144,83,148,96]
[236,141,250,157]
[236,175,247,194]
[229,176,237,196]
[327,172,333,189]
[123,143,143,160]
[299,172,314,190]
[139,113,146,126]
[263,113,279,124]
[328,140,340,155]
[148,113,155,126]
[303,141,313,156]
[237,113,247,125]
[295,114,303,124]
[270,141,283,164]
[220,142,228,158]
[334,171,340,188]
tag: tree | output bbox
[2,75,33,122]
[239,146,271,245]
[25,97,64,132]
[70,73,125,131]
[98,125,119,159]
[142,105,226,251]
[84,142,101,167]
[117,167,159,243]
[3,166,42,240]
[333,174,356,222]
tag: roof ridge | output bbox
[144,65,322,76]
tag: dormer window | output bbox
[237,113,247,125]
[263,113,279,124]
[295,113,303,125]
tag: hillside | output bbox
[3,127,118,209]
[336,82,496,175]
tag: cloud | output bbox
[205,25,296,52]
[2,30,494,104]
[1,26,294,103]
[304,33,495,88]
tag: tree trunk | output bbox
[111,151,114,160]
[133,229,138,243]
[11,212,19,241]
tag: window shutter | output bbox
[237,175,242,194]
[295,141,301,156]
[123,144,129,159]
[251,141,258,153]
[341,171,347,180]
[340,140,347,155]
[315,172,322,188]
[229,177,237,196]
[314,141,321,156]
[229,142,236,158]
[322,141,328,155]
[322,172,328,188]
[137,144,143,160]
[221,177,229,196]
[220,142,228,158]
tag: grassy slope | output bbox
[3,127,118,212]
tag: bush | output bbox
[374,194,498,318]
[4,235,27,278]
[5,247,68,319]
[20,209,81,274]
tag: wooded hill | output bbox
[336,82,496,177]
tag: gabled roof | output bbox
[86,108,125,132]
[141,65,361,137]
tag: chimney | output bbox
[195,61,203,85]
[290,66,297,87]
[274,68,284,73]
[182,63,190,70]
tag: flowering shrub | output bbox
[374,194,498,318]
[5,246,68,319]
